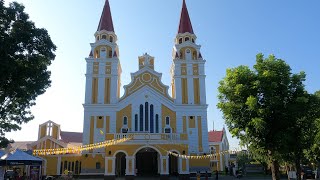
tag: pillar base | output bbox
[179,174,190,180]
[104,175,116,180]
[160,175,169,180]
[125,175,135,180]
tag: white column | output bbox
[160,156,169,175]
[105,157,116,176]
[186,159,190,174]
[98,77,105,104]
[175,78,182,104]
[199,77,206,104]
[126,156,135,176]
[220,146,223,171]
[187,64,194,104]
[178,158,183,174]
[110,76,118,104]
[57,156,61,175]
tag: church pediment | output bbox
[120,69,173,102]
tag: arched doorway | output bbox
[169,151,179,176]
[115,152,126,177]
[135,147,159,176]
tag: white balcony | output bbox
[113,133,188,144]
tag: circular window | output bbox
[186,49,191,54]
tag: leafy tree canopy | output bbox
[217,54,309,180]
[0,1,56,148]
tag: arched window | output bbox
[150,104,154,133]
[109,36,114,42]
[96,162,101,169]
[139,104,143,131]
[156,114,159,133]
[135,114,138,131]
[192,38,195,43]
[72,162,75,172]
[102,35,107,39]
[96,36,100,41]
[64,161,67,170]
[75,161,79,174]
[179,38,183,44]
[60,162,63,174]
[123,116,128,126]
[68,162,71,171]
[166,116,170,125]
[108,50,112,58]
[185,37,190,41]
[193,51,197,60]
[145,102,149,131]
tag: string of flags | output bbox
[154,144,249,160]
[32,133,250,159]
[33,137,131,156]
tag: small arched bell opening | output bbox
[109,35,114,43]
[101,34,107,39]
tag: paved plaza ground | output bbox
[81,175,298,180]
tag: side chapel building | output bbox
[21,0,214,179]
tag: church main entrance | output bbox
[135,147,159,176]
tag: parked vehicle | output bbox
[301,166,315,179]
[4,170,15,180]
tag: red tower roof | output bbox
[208,131,224,142]
[178,0,194,34]
[97,0,115,32]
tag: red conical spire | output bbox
[178,0,194,34]
[97,0,115,32]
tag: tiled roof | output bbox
[208,130,224,142]
[7,141,34,150]
[60,131,83,143]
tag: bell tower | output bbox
[83,0,122,149]
[171,0,206,105]
[85,0,121,105]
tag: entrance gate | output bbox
[135,147,159,176]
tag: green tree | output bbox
[217,54,307,180]
[283,91,320,180]
[236,151,252,173]
[0,1,56,148]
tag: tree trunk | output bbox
[295,158,302,180]
[268,150,281,180]
[270,159,281,180]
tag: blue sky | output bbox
[5,0,320,149]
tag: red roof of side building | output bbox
[60,131,83,143]
[97,0,115,32]
[208,130,224,142]
[178,0,194,34]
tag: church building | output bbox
[19,0,212,179]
